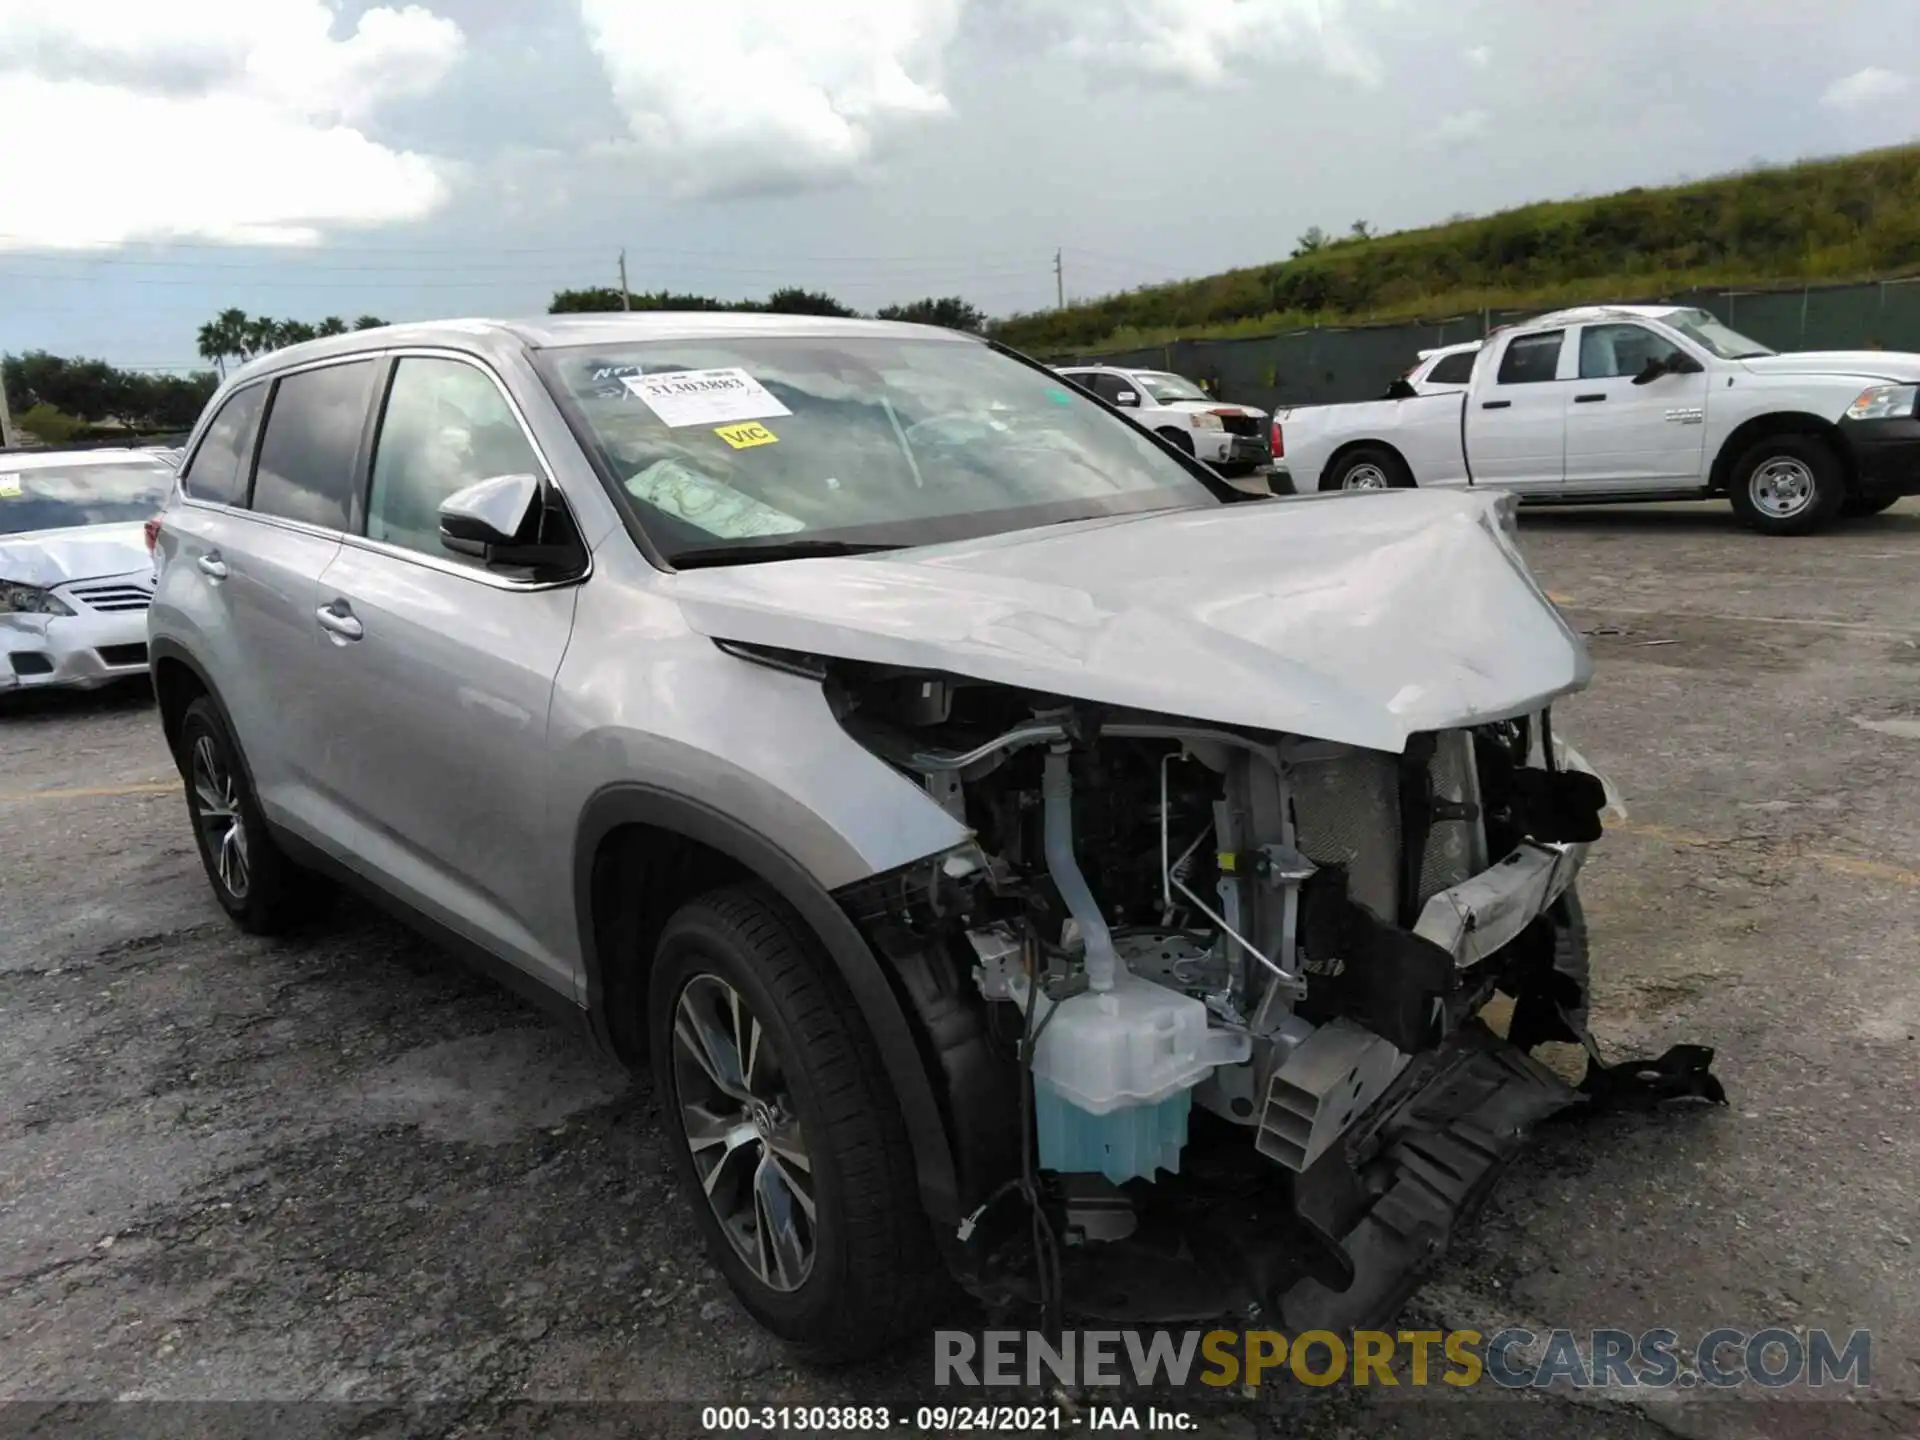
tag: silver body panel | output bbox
[150,317,1600,1007]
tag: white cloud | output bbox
[1042,0,1382,91]
[1465,44,1491,68]
[1819,66,1910,112]
[579,0,962,199]
[578,0,1383,197]
[0,1,465,248]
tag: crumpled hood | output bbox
[1739,351,1920,383]
[670,490,1592,753]
[0,523,150,589]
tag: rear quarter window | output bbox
[179,383,265,507]
[1426,351,1477,386]
[251,360,379,531]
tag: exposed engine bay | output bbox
[812,657,1727,1329]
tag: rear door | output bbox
[308,352,584,996]
[1466,329,1571,491]
[169,361,379,832]
[1562,322,1711,491]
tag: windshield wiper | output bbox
[670,539,904,570]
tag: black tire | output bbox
[1726,433,1846,536]
[178,696,331,934]
[1155,427,1196,456]
[1840,493,1901,519]
[648,883,942,1363]
[1322,443,1413,493]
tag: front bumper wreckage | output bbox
[914,739,1726,1331]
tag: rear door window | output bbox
[1495,331,1566,385]
[252,360,378,531]
[179,383,265,507]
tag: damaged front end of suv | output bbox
[681,490,1726,1335]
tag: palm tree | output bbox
[315,316,349,337]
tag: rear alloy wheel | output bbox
[1324,444,1413,492]
[1727,434,1845,536]
[648,884,942,1362]
[178,696,330,934]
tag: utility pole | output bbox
[0,361,15,450]
[618,250,631,310]
[1054,248,1064,309]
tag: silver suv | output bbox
[150,315,1704,1360]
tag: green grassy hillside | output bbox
[992,145,1920,354]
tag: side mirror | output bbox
[1114,390,1139,407]
[1630,355,1669,386]
[438,473,574,569]
[1667,352,1704,374]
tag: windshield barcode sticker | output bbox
[0,473,19,498]
[621,368,793,428]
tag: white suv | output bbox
[1056,365,1271,473]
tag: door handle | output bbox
[196,554,229,581]
[316,602,364,643]
[1574,393,1607,403]
[1481,400,1512,410]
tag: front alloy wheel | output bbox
[647,883,942,1362]
[672,974,816,1292]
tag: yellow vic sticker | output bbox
[715,421,778,450]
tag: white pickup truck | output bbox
[1273,304,1920,535]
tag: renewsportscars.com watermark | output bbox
[934,1327,1873,1391]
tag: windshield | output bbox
[539,336,1217,566]
[0,460,175,537]
[1664,308,1774,360]
[1134,371,1211,403]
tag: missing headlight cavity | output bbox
[818,660,1724,1328]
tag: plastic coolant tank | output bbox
[1030,973,1251,1185]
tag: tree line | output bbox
[548,287,986,331]
[196,309,388,375]
[2,352,218,444]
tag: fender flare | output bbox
[572,783,962,1224]
[148,638,245,781]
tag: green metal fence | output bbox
[1057,277,1920,416]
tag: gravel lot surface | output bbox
[3,500,1917,1438]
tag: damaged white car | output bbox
[3,449,173,693]
[148,316,1723,1361]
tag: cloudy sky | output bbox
[1,0,1916,371]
